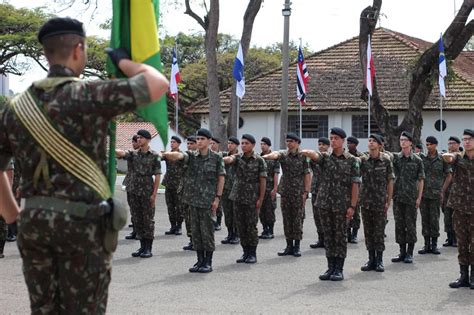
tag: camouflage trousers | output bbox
[311,193,323,235]
[234,201,259,247]
[361,205,386,252]
[320,208,347,258]
[17,208,111,314]
[190,206,215,251]
[128,193,155,240]
[259,190,276,227]
[222,189,236,231]
[348,205,361,230]
[453,210,474,265]
[126,192,136,229]
[281,194,305,240]
[420,197,440,238]
[393,201,418,244]
[0,217,7,241]
[184,204,192,238]
[442,192,455,234]
[165,188,184,227]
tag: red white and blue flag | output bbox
[366,36,375,96]
[169,47,181,99]
[296,46,310,105]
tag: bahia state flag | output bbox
[438,34,447,98]
[296,45,310,105]
[107,0,168,146]
[233,43,245,99]
[366,35,375,97]
[169,47,181,99]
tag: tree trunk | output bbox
[227,0,263,138]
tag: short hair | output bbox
[42,34,85,63]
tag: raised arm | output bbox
[161,151,185,161]
[300,149,319,161]
[262,151,281,160]
[0,171,20,224]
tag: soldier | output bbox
[309,137,329,249]
[124,135,140,240]
[443,129,474,289]
[359,134,394,272]
[415,143,424,154]
[116,129,161,258]
[301,128,361,281]
[224,134,267,263]
[418,136,452,255]
[210,137,221,153]
[442,136,461,247]
[391,131,425,264]
[0,159,13,258]
[0,17,168,313]
[263,133,311,258]
[162,136,185,236]
[347,136,364,243]
[210,136,223,231]
[182,136,197,250]
[259,137,280,240]
[162,128,225,273]
[221,137,240,245]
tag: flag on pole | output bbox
[366,36,375,96]
[170,47,181,99]
[296,45,310,105]
[107,0,168,146]
[438,34,447,98]
[233,43,245,99]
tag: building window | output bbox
[434,119,446,132]
[288,115,328,138]
[351,115,398,138]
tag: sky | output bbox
[4,0,471,92]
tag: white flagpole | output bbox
[299,101,302,140]
[237,97,240,136]
[367,35,371,138]
[440,94,443,147]
[368,95,371,137]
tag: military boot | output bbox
[278,239,294,256]
[418,237,431,254]
[310,233,325,248]
[443,233,453,247]
[221,229,232,244]
[350,228,359,244]
[214,216,222,231]
[140,239,153,258]
[375,251,385,272]
[431,238,440,255]
[165,225,176,235]
[183,237,194,251]
[258,225,268,239]
[391,244,406,262]
[245,246,257,264]
[267,224,275,239]
[404,243,414,263]
[236,246,249,263]
[132,239,145,257]
[449,265,470,288]
[198,251,213,273]
[319,257,335,280]
[229,230,240,245]
[361,250,376,271]
[6,223,17,242]
[125,229,137,240]
[347,228,352,243]
[470,265,474,290]
[452,233,457,247]
[174,224,182,235]
[0,239,5,259]
[189,251,204,272]
[330,257,345,281]
[293,240,302,257]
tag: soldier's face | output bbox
[367,138,380,150]
[131,140,139,150]
[318,143,329,152]
[136,136,149,147]
[462,136,472,151]
[347,143,357,151]
[228,142,238,152]
[187,141,197,151]
[285,139,298,150]
[210,142,219,151]
[196,136,211,150]
[399,137,411,149]
[426,142,437,153]
[330,135,344,150]
[448,141,460,152]
[170,140,179,150]
[260,142,269,153]
[240,139,254,154]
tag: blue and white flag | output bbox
[233,43,245,99]
[438,34,447,98]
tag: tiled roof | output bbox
[187,28,474,114]
[116,122,158,151]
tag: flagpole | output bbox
[367,34,371,138]
[175,41,179,136]
[440,94,443,148]
[237,97,240,137]
[299,101,302,140]
[368,95,371,137]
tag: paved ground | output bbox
[1,189,472,314]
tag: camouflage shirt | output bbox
[223,151,238,192]
[182,150,226,208]
[229,151,267,205]
[162,150,185,190]
[420,152,451,200]
[310,160,322,194]
[122,148,161,196]
[122,150,136,188]
[0,65,150,204]
[349,150,365,158]
[276,149,311,196]
[447,153,474,214]
[393,152,425,205]
[359,152,395,208]
[315,151,361,211]
[260,151,280,192]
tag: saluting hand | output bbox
[105,47,130,67]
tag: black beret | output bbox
[241,134,256,145]
[459,147,464,152]
[415,143,423,150]
[347,136,359,145]
[228,136,240,145]
[171,136,182,144]
[196,128,212,139]
[369,134,383,145]
[211,137,220,144]
[426,136,438,145]
[38,17,86,44]
[400,131,413,142]
[380,136,385,143]
[186,136,196,143]
[448,136,461,144]
[318,137,330,145]
[137,129,152,140]
[132,135,138,142]
[330,127,347,139]
[286,133,301,144]
[464,129,474,137]
[261,137,272,146]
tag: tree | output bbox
[359,0,474,150]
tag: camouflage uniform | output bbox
[259,152,280,229]
[443,182,455,235]
[310,160,323,239]
[447,154,474,266]
[182,150,226,251]
[123,149,162,240]
[0,65,150,313]
[316,152,361,258]
[393,152,425,245]
[221,151,238,242]
[277,149,311,240]
[123,150,137,230]
[162,153,185,229]
[229,152,267,248]
[347,150,364,240]
[360,153,394,252]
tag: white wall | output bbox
[0,74,9,96]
